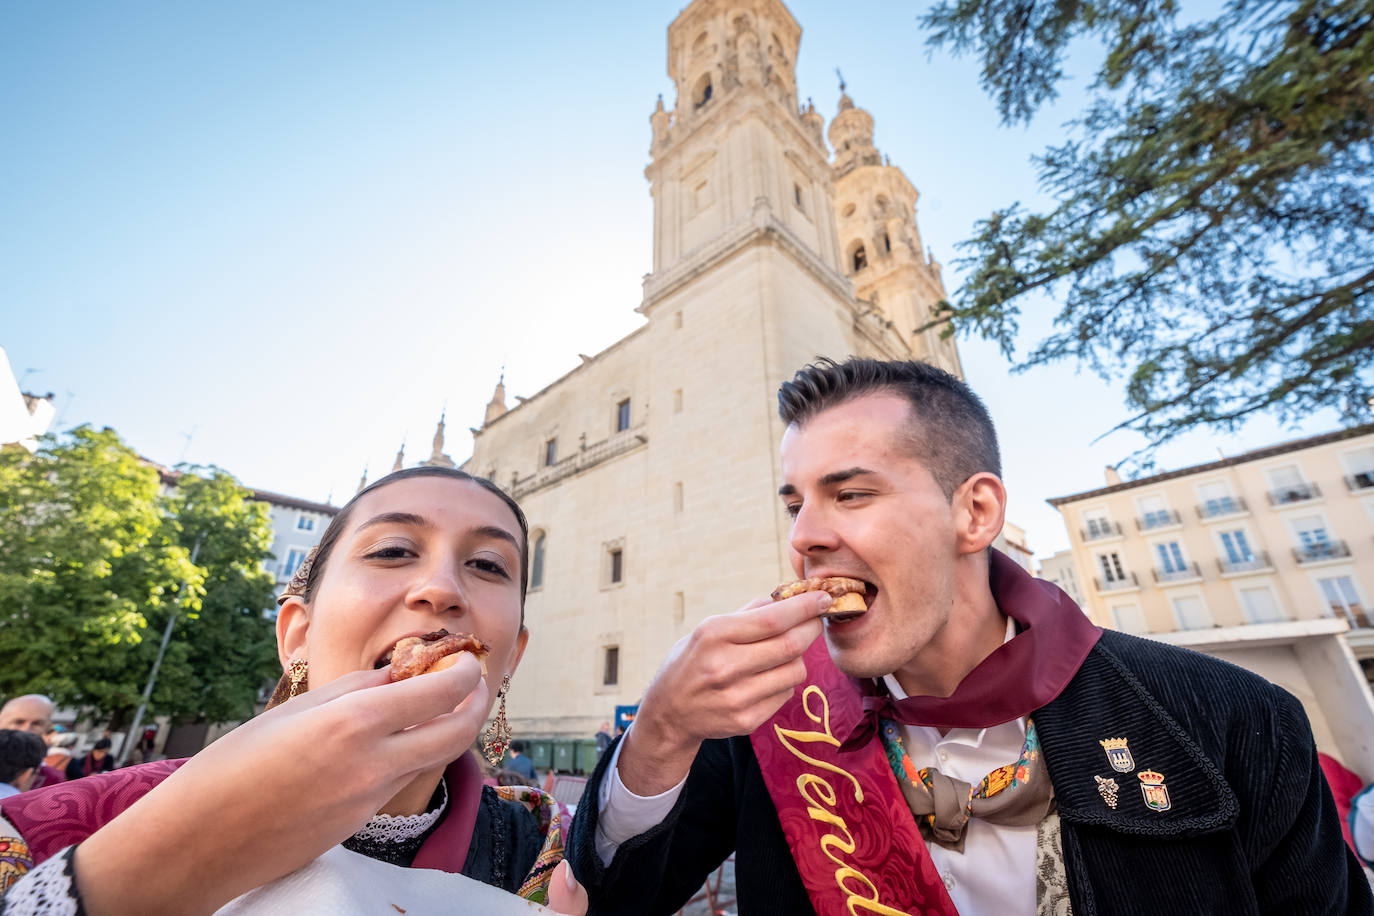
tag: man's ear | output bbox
[276,596,311,669]
[952,472,1007,555]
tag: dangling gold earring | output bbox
[287,658,309,698]
[482,675,512,767]
[265,658,309,711]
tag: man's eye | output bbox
[784,503,802,518]
[837,491,871,503]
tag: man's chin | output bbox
[824,638,897,681]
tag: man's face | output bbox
[0,698,52,735]
[779,394,958,679]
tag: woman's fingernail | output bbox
[564,862,577,889]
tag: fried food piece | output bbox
[770,576,869,618]
[389,629,490,681]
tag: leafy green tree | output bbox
[923,0,1373,452]
[0,428,278,728]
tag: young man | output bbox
[568,358,1369,915]
[0,731,46,800]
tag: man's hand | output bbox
[617,591,830,795]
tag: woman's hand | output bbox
[547,860,589,916]
[76,655,490,916]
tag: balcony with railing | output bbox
[1292,540,1352,565]
[1217,550,1274,576]
[1346,471,1374,492]
[1095,572,1140,593]
[1081,521,1123,543]
[1152,562,1203,585]
[1267,481,1321,506]
[1136,509,1182,532]
[1196,496,1249,521]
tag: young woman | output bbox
[0,467,587,915]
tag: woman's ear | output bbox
[276,596,311,669]
[952,471,1007,555]
[509,626,530,675]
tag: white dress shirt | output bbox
[597,619,1038,914]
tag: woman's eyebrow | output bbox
[472,525,520,550]
[354,511,433,534]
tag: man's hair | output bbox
[509,739,526,754]
[777,357,1001,498]
[0,729,45,784]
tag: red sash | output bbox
[750,638,959,916]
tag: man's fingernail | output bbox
[564,862,577,889]
[816,593,833,609]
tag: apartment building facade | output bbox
[1048,425,1374,775]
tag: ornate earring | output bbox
[287,658,309,698]
[482,675,512,767]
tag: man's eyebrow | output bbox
[778,467,877,498]
[819,467,877,486]
[472,525,521,550]
[354,511,433,533]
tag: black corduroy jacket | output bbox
[570,630,1372,915]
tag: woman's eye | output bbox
[364,545,413,560]
[471,557,510,578]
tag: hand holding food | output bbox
[617,589,830,796]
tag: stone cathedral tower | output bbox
[459,0,963,738]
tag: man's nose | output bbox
[789,501,840,557]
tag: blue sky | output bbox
[0,1,1341,556]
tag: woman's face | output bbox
[278,476,528,701]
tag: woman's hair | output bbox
[289,467,530,622]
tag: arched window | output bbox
[884,232,891,253]
[530,532,546,590]
[852,244,867,272]
[694,74,713,108]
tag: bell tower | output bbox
[830,85,963,376]
[642,0,844,287]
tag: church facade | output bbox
[457,0,963,738]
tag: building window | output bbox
[1098,552,1126,582]
[1171,595,1210,630]
[1343,447,1374,490]
[1291,515,1333,558]
[852,244,867,272]
[1240,586,1283,623]
[609,548,623,584]
[1219,529,1253,564]
[1137,495,1175,530]
[603,646,620,686]
[616,399,631,432]
[296,515,315,532]
[1197,481,1240,517]
[544,438,557,467]
[1155,541,1186,574]
[1319,576,1369,628]
[693,74,713,108]
[530,532,546,590]
[883,231,891,253]
[1082,508,1118,540]
[283,548,308,579]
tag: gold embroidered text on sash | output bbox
[773,686,915,916]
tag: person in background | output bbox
[506,740,537,784]
[0,697,62,789]
[65,738,115,781]
[0,731,46,800]
[594,723,613,757]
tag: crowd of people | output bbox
[0,357,1369,915]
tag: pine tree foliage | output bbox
[923,0,1373,449]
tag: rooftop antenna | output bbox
[835,68,846,93]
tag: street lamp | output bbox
[116,534,203,767]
